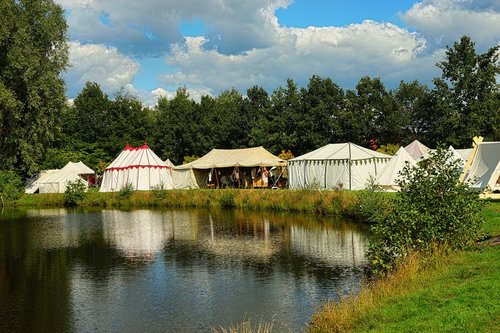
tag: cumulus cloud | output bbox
[56,0,291,56]
[401,0,500,51]
[64,41,140,97]
[162,21,436,94]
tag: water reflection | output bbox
[0,208,369,333]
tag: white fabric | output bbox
[175,146,285,170]
[448,146,466,169]
[38,162,95,193]
[404,140,432,161]
[25,170,59,194]
[288,143,391,190]
[455,148,473,161]
[100,144,173,192]
[376,147,418,191]
[463,142,500,191]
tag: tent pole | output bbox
[324,160,327,189]
[349,143,352,190]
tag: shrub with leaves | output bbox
[368,147,484,275]
[151,183,168,199]
[0,170,24,201]
[118,183,134,199]
[64,179,87,206]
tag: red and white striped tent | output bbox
[100,144,173,192]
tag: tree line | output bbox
[0,0,499,178]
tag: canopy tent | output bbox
[175,147,286,189]
[38,162,95,193]
[288,143,391,190]
[25,169,59,194]
[462,142,500,192]
[455,148,473,161]
[404,140,433,161]
[375,147,418,191]
[100,144,173,192]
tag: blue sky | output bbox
[57,0,499,104]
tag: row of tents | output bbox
[26,139,500,195]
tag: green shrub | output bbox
[64,179,87,206]
[0,170,25,201]
[368,147,484,275]
[151,183,168,199]
[219,191,236,208]
[118,183,134,199]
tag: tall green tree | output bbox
[431,36,500,146]
[0,0,68,175]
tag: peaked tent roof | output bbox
[404,140,432,161]
[455,148,473,161]
[25,169,59,194]
[289,142,391,161]
[38,161,95,193]
[448,146,466,168]
[376,147,417,189]
[105,143,169,171]
[463,142,500,191]
[175,146,285,170]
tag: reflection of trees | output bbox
[0,210,71,333]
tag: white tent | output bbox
[25,169,59,194]
[455,148,473,161]
[288,143,391,190]
[448,146,467,169]
[404,140,433,161]
[100,144,173,192]
[375,147,418,191]
[462,142,500,192]
[165,159,199,189]
[39,162,95,193]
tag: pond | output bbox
[0,208,369,332]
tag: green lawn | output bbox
[310,201,500,333]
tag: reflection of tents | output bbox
[100,144,173,192]
[174,147,286,189]
[376,147,418,191]
[288,143,391,190]
[404,140,432,161]
[38,162,95,193]
[462,141,500,192]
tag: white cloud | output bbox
[64,41,140,97]
[56,0,291,56]
[162,21,436,94]
[401,0,500,51]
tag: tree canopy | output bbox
[0,0,68,176]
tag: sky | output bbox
[56,0,500,104]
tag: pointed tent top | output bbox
[105,144,168,171]
[404,140,432,161]
[124,143,150,151]
[290,142,391,161]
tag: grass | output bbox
[13,188,360,217]
[308,201,500,333]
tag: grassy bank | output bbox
[13,188,360,216]
[309,201,500,333]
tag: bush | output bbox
[152,183,168,199]
[219,191,236,208]
[64,179,87,206]
[0,170,25,201]
[368,147,484,275]
[118,183,134,199]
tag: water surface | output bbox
[0,208,368,332]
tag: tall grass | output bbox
[212,319,276,333]
[309,248,452,333]
[14,189,361,217]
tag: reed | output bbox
[211,318,291,333]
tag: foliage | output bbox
[0,0,69,176]
[151,183,168,199]
[278,150,294,160]
[367,147,484,275]
[376,143,399,156]
[430,36,500,146]
[219,191,236,208]
[182,155,199,164]
[63,179,86,206]
[0,170,24,201]
[118,183,134,199]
